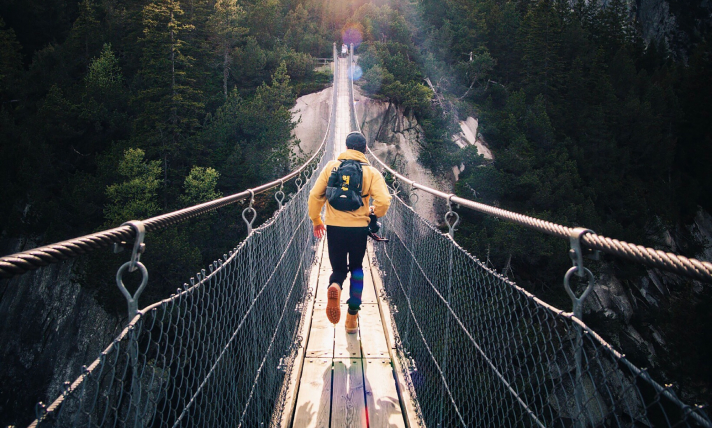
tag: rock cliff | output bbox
[0,239,121,427]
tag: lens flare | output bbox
[342,25,363,49]
[350,65,363,81]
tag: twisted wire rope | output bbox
[346,45,711,427]
[365,149,712,282]
[372,191,712,427]
[0,111,330,279]
[27,44,340,428]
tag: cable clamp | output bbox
[114,220,146,273]
[275,180,286,209]
[114,220,148,320]
[444,194,460,238]
[565,227,600,319]
[242,190,257,235]
[568,228,600,278]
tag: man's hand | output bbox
[314,224,326,239]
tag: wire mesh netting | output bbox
[371,192,712,428]
[29,48,339,428]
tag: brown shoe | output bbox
[326,283,341,324]
[345,312,358,334]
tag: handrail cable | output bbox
[0,128,328,279]
[27,43,340,427]
[346,42,712,283]
[347,45,711,427]
[365,150,712,282]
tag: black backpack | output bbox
[326,159,365,211]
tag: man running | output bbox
[308,132,391,333]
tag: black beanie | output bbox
[345,132,367,153]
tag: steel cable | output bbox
[372,191,712,427]
[347,50,711,426]
[26,44,340,428]
[365,150,712,282]
[0,115,329,279]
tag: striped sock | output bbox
[347,268,364,315]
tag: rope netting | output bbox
[28,45,340,428]
[371,192,712,428]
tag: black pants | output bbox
[326,226,368,315]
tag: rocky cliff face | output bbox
[292,87,332,157]
[617,0,712,60]
[353,86,455,224]
[0,238,121,427]
[581,208,712,404]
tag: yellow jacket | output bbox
[309,150,392,227]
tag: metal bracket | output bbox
[445,194,460,238]
[275,179,286,210]
[565,227,601,320]
[391,178,400,196]
[568,228,600,278]
[117,220,146,272]
[114,220,148,320]
[242,190,257,235]
[409,186,419,205]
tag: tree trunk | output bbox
[223,45,229,99]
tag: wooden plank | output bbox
[358,304,389,359]
[363,359,406,428]
[331,358,367,427]
[367,243,423,428]
[279,239,324,427]
[315,267,332,303]
[315,238,332,303]
[292,358,333,428]
[305,303,334,358]
[360,262,378,304]
[334,303,362,358]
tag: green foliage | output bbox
[134,0,205,179]
[208,0,247,99]
[104,148,162,225]
[200,62,297,192]
[415,0,712,403]
[181,166,222,205]
[85,44,123,95]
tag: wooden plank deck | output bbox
[289,239,408,428]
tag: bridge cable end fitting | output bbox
[242,189,257,235]
[115,220,148,320]
[445,194,460,239]
[565,227,599,319]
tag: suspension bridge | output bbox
[2,44,712,428]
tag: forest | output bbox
[1,0,712,422]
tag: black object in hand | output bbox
[369,213,380,233]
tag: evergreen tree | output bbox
[66,0,102,66]
[518,0,563,103]
[208,0,247,99]
[104,148,163,225]
[135,0,205,204]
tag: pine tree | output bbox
[208,0,247,99]
[66,0,102,66]
[135,0,204,204]
[518,0,563,103]
[594,0,634,56]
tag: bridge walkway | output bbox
[281,56,415,428]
